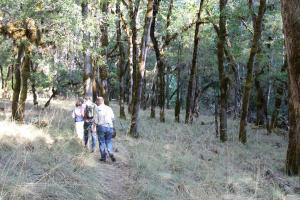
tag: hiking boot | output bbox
[109,154,116,162]
[99,157,106,162]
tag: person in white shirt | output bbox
[72,99,84,140]
[94,97,116,162]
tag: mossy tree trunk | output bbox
[0,64,3,89]
[150,0,165,122]
[128,0,153,138]
[185,0,204,124]
[224,44,241,119]
[150,73,156,118]
[166,65,171,109]
[217,0,228,142]
[128,0,140,115]
[12,44,31,122]
[30,63,38,105]
[175,65,181,122]
[281,0,300,176]
[141,70,147,110]
[175,41,182,123]
[81,2,93,99]
[116,0,126,119]
[12,44,25,120]
[119,10,134,113]
[210,10,241,121]
[18,52,31,122]
[100,0,110,105]
[239,0,266,144]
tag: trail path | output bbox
[89,136,132,200]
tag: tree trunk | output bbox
[12,44,25,120]
[119,10,134,113]
[217,0,228,142]
[100,0,110,105]
[150,0,166,122]
[270,58,287,131]
[0,65,3,89]
[281,0,300,176]
[30,63,38,105]
[175,65,181,122]
[128,0,140,115]
[82,3,93,99]
[128,44,134,113]
[128,0,153,137]
[192,82,200,118]
[116,0,126,119]
[239,0,266,144]
[185,0,204,124]
[210,14,241,119]
[18,53,31,122]
[254,68,267,126]
[44,88,58,108]
[141,70,147,110]
[150,72,156,118]
[215,92,219,138]
[166,65,170,109]
[225,47,241,119]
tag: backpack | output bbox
[85,105,94,119]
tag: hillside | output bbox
[0,100,299,200]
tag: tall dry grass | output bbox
[0,99,113,200]
[1,99,299,200]
[120,108,300,200]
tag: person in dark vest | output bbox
[83,96,97,152]
[94,97,116,162]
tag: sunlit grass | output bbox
[0,99,108,200]
[0,99,299,200]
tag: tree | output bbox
[82,2,93,100]
[217,0,228,142]
[116,0,127,119]
[185,0,205,124]
[0,18,41,121]
[128,0,153,137]
[281,0,300,176]
[239,0,266,144]
[99,0,110,104]
[150,0,170,122]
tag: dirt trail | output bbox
[90,136,132,200]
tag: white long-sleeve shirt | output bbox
[94,104,115,128]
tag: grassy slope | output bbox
[0,100,131,200]
[118,107,300,200]
[0,99,299,200]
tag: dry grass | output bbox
[0,98,299,200]
[119,108,300,200]
[0,99,131,200]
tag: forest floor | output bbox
[0,99,299,200]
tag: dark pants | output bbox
[84,121,96,151]
[96,125,113,159]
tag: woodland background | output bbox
[0,0,300,199]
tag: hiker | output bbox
[72,99,84,140]
[83,96,97,152]
[94,97,116,162]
